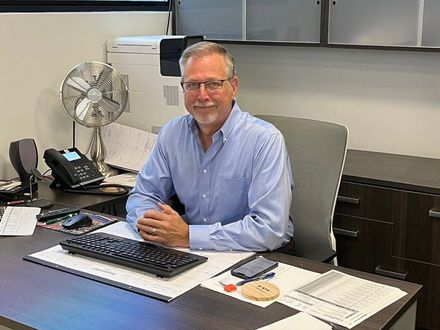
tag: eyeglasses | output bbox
[180,78,231,93]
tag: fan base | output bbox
[94,161,119,178]
[26,198,54,209]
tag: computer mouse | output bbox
[62,213,93,229]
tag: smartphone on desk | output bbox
[231,256,278,279]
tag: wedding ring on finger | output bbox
[151,227,156,234]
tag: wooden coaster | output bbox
[241,281,280,301]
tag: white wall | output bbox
[0,11,168,179]
[230,44,440,159]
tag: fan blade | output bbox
[75,97,92,121]
[66,76,91,94]
[96,69,113,91]
[99,96,121,112]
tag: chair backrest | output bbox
[257,115,348,262]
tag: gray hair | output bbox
[179,41,236,78]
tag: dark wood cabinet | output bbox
[334,150,440,329]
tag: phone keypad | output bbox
[72,161,102,181]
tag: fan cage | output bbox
[60,61,128,128]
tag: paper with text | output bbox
[279,270,407,329]
[0,206,40,236]
[101,122,157,172]
[103,172,137,188]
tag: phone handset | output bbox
[44,148,79,185]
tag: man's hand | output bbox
[136,203,189,248]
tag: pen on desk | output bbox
[45,214,75,225]
[236,272,276,287]
[7,199,27,206]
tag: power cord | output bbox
[165,0,173,35]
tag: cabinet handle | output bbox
[337,196,360,205]
[333,228,359,238]
[374,266,407,280]
[428,209,440,218]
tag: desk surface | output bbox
[343,149,440,195]
[0,226,421,330]
[37,178,128,214]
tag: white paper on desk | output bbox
[0,206,40,236]
[103,172,137,188]
[201,261,319,308]
[279,270,407,329]
[257,312,331,330]
[101,122,157,172]
[27,222,254,302]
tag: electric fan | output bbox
[60,61,128,177]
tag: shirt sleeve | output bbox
[125,135,174,232]
[189,131,293,251]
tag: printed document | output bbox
[101,122,157,172]
[103,172,137,188]
[279,269,407,329]
[0,206,40,236]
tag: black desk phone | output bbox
[43,147,104,189]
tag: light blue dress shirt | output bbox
[126,102,293,251]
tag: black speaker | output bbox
[9,138,38,183]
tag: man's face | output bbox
[182,53,238,133]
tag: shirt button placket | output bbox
[199,162,210,224]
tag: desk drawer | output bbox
[337,181,440,265]
[392,190,440,266]
[334,214,394,273]
[374,257,440,330]
[336,181,399,223]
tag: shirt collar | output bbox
[218,101,242,142]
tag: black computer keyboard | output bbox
[59,232,208,278]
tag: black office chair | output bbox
[257,115,348,263]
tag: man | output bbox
[126,41,293,251]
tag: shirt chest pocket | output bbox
[216,176,250,216]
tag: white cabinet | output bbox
[246,0,321,42]
[422,0,440,47]
[328,0,421,47]
[175,0,440,50]
[175,0,245,41]
[175,0,321,43]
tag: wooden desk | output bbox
[36,178,128,216]
[0,226,421,330]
